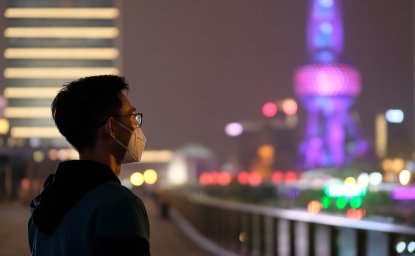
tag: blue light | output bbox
[385,109,404,123]
[320,22,333,34]
[315,51,335,63]
[319,0,333,8]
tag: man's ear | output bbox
[105,117,116,138]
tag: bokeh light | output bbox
[257,144,274,159]
[385,109,404,123]
[217,172,232,186]
[199,172,214,186]
[396,241,406,254]
[357,172,369,186]
[344,176,356,184]
[0,118,10,135]
[285,171,298,184]
[130,172,144,186]
[143,169,157,185]
[248,172,262,187]
[369,172,382,186]
[262,101,277,118]
[408,241,415,253]
[225,122,243,137]
[399,170,411,185]
[237,171,250,185]
[307,200,322,213]
[48,149,58,160]
[33,150,44,162]
[336,197,347,209]
[349,197,362,209]
[346,209,366,220]
[281,98,298,116]
[321,196,331,209]
[271,171,284,184]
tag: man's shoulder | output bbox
[89,182,142,205]
[92,182,135,196]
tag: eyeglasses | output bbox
[114,112,143,128]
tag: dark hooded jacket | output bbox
[28,160,150,256]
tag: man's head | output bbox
[51,75,129,152]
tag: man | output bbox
[28,75,151,255]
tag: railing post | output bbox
[356,229,367,256]
[289,220,296,256]
[249,214,266,256]
[308,223,315,256]
[388,233,396,256]
[240,212,251,256]
[228,210,240,253]
[330,226,339,256]
[264,216,277,256]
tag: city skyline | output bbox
[0,1,412,168]
[121,0,413,165]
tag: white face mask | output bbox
[111,120,146,163]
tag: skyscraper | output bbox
[2,0,121,148]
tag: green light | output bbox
[323,186,330,196]
[336,197,348,209]
[324,183,367,198]
[350,197,362,209]
[321,196,332,209]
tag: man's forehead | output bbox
[119,93,135,112]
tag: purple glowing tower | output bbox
[294,0,368,169]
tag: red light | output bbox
[272,171,284,184]
[217,172,232,186]
[237,171,250,185]
[346,209,366,220]
[285,171,298,184]
[199,172,214,186]
[249,172,262,186]
[262,102,277,118]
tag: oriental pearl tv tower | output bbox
[294,0,368,170]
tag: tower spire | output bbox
[293,0,368,170]
[307,0,343,62]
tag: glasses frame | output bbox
[114,112,143,128]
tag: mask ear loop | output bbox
[105,119,115,138]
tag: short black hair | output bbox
[51,75,129,151]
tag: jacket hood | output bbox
[30,160,120,235]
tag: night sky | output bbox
[121,0,414,164]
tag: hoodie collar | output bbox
[30,160,120,235]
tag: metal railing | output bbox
[164,191,415,256]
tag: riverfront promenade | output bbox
[0,194,214,256]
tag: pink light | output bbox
[391,186,415,200]
[281,98,298,116]
[225,122,243,137]
[262,102,277,118]
[272,171,284,184]
[20,178,30,190]
[294,63,361,97]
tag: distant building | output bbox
[2,0,122,148]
